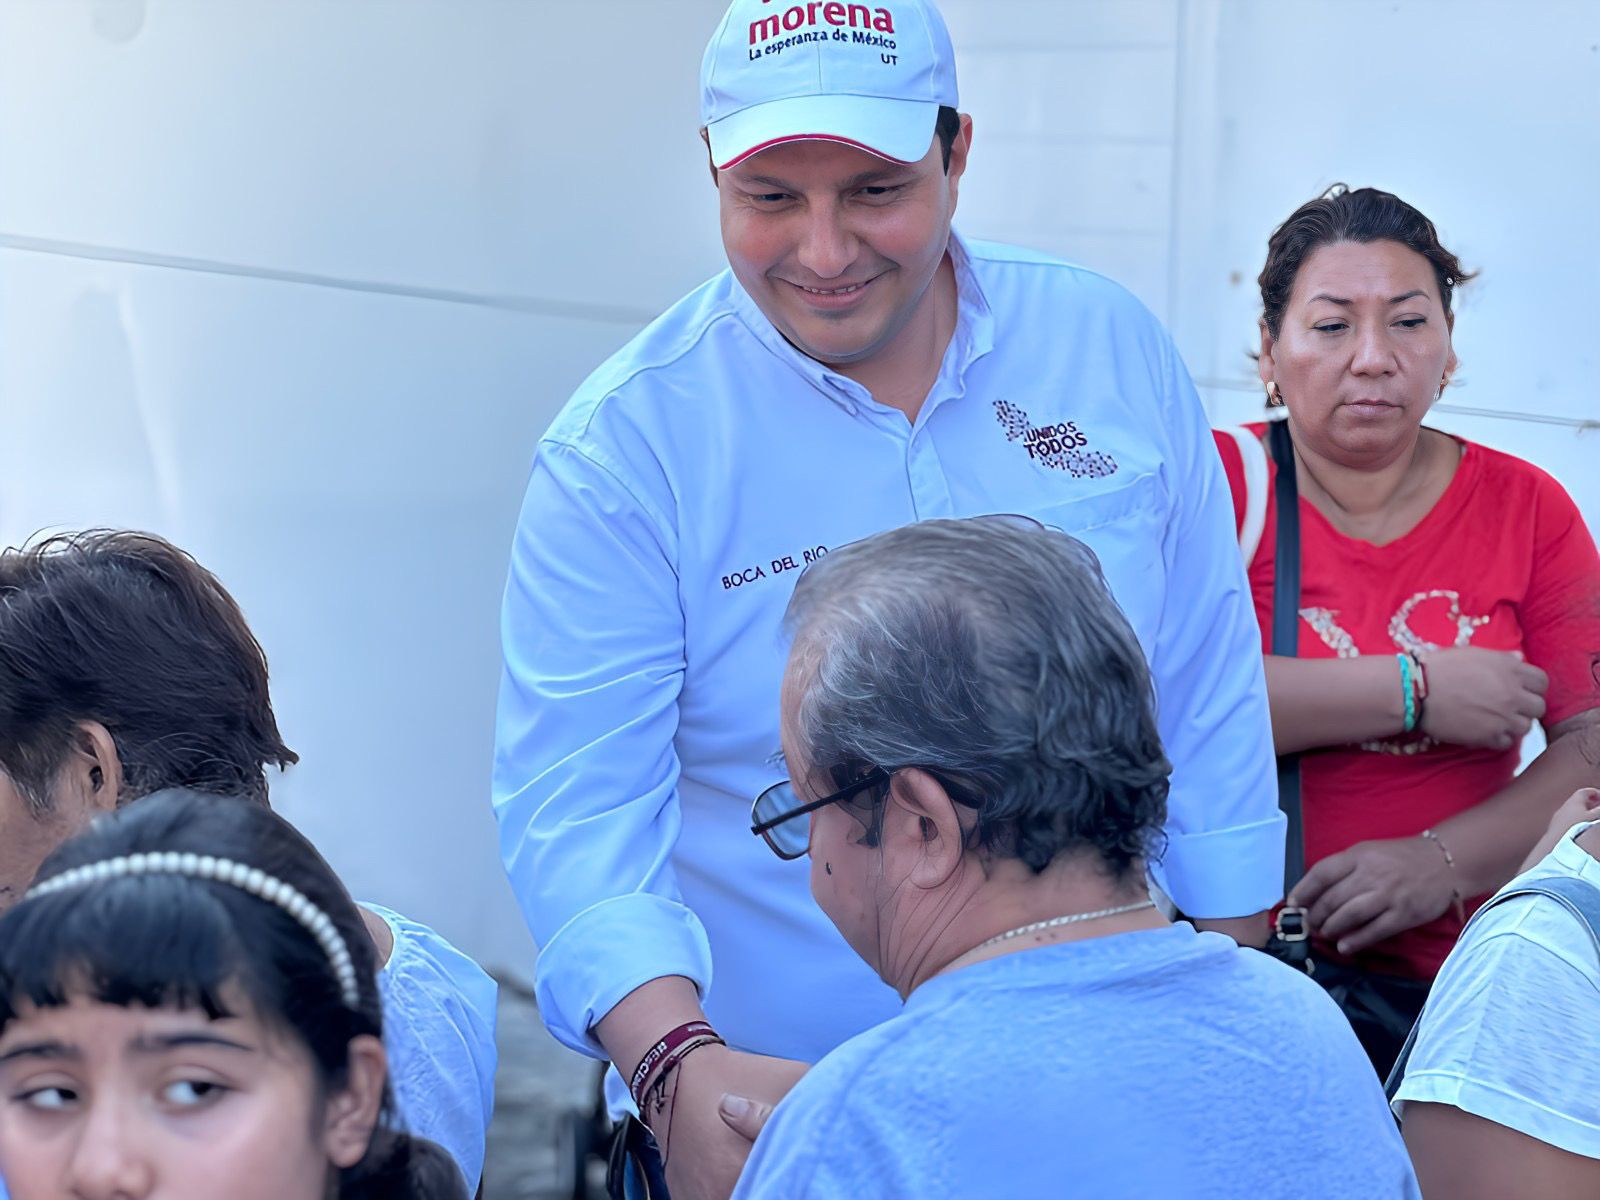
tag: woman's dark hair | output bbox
[0,530,297,812]
[1259,185,1477,339]
[0,790,465,1200]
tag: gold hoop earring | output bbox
[1265,381,1285,407]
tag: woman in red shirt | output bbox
[1214,186,1600,1072]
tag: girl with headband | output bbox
[0,789,467,1200]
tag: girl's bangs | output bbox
[0,876,256,1025]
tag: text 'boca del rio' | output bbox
[722,545,829,590]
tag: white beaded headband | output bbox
[24,851,361,1009]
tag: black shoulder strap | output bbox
[1267,419,1304,891]
[1385,873,1600,1102]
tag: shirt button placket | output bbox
[906,429,954,520]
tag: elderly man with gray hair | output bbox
[726,516,1418,1199]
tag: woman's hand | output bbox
[1421,648,1548,749]
[1290,835,1457,955]
[654,1045,808,1200]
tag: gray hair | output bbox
[784,516,1169,877]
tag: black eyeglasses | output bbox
[749,767,891,860]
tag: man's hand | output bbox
[717,1091,777,1141]
[1422,648,1548,750]
[1290,837,1456,955]
[656,1045,807,1200]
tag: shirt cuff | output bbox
[534,892,714,1058]
[1152,813,1287,918]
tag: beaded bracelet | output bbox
[1397,653,1417,733]
[1421,828,1467,924]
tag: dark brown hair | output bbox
[0,531,297,812]
[933,104,961,172]
[1259,185,1477,339]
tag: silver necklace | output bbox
[975,900,1156,951]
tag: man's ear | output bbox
[322,1034,387,1170]
[945,112,973,209]
[880,769,965,889]
[59,721,122,818]
[700,127,720,187]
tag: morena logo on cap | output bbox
[700,0,959,171]
[747,3,897,48]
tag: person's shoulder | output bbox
[1455,855,1600,975]
[360,905,497,1194]
[1407,856,1600,1055]
[963,236,1159,324]
[735,1017,937,1200]
[542,271,745,448]
[364,903,499,1034]
[1463,437,1558,485]
[1211,940,1374,1044]
[1455,436,1589,547]
[799,1007,925,1097]
[1395,857,1600,1149]
[1459,437,1580,507]
[1211,423,1269,470]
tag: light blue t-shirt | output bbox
[494,232,1283,1071]
[1393,822,1600,1156]
[369,903,499,1195]
[733,924,1418,1200]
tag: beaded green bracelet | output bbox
[1397,652,1417,733]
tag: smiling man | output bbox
[493,3,1284,1198]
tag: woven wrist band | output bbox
[628,1021,722,1111]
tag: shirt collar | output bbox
[726,228,995,413]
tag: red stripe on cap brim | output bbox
[716,133,917,171]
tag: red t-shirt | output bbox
[1214,423,1600,979]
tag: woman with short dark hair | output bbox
[0,789,466,1199]
[0,530,497,1196]
[1213,186,1600,1073]
[0,529,294,814]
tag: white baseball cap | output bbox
[700,0,959,171]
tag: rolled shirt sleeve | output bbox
[493,438,712,1057]
[1145,335,1285,917]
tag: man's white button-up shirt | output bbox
[494,234,1284,1063]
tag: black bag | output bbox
[1258,418,1429,1078]
[606,1115,671,1200]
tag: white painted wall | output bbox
[2,0,1594,978]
